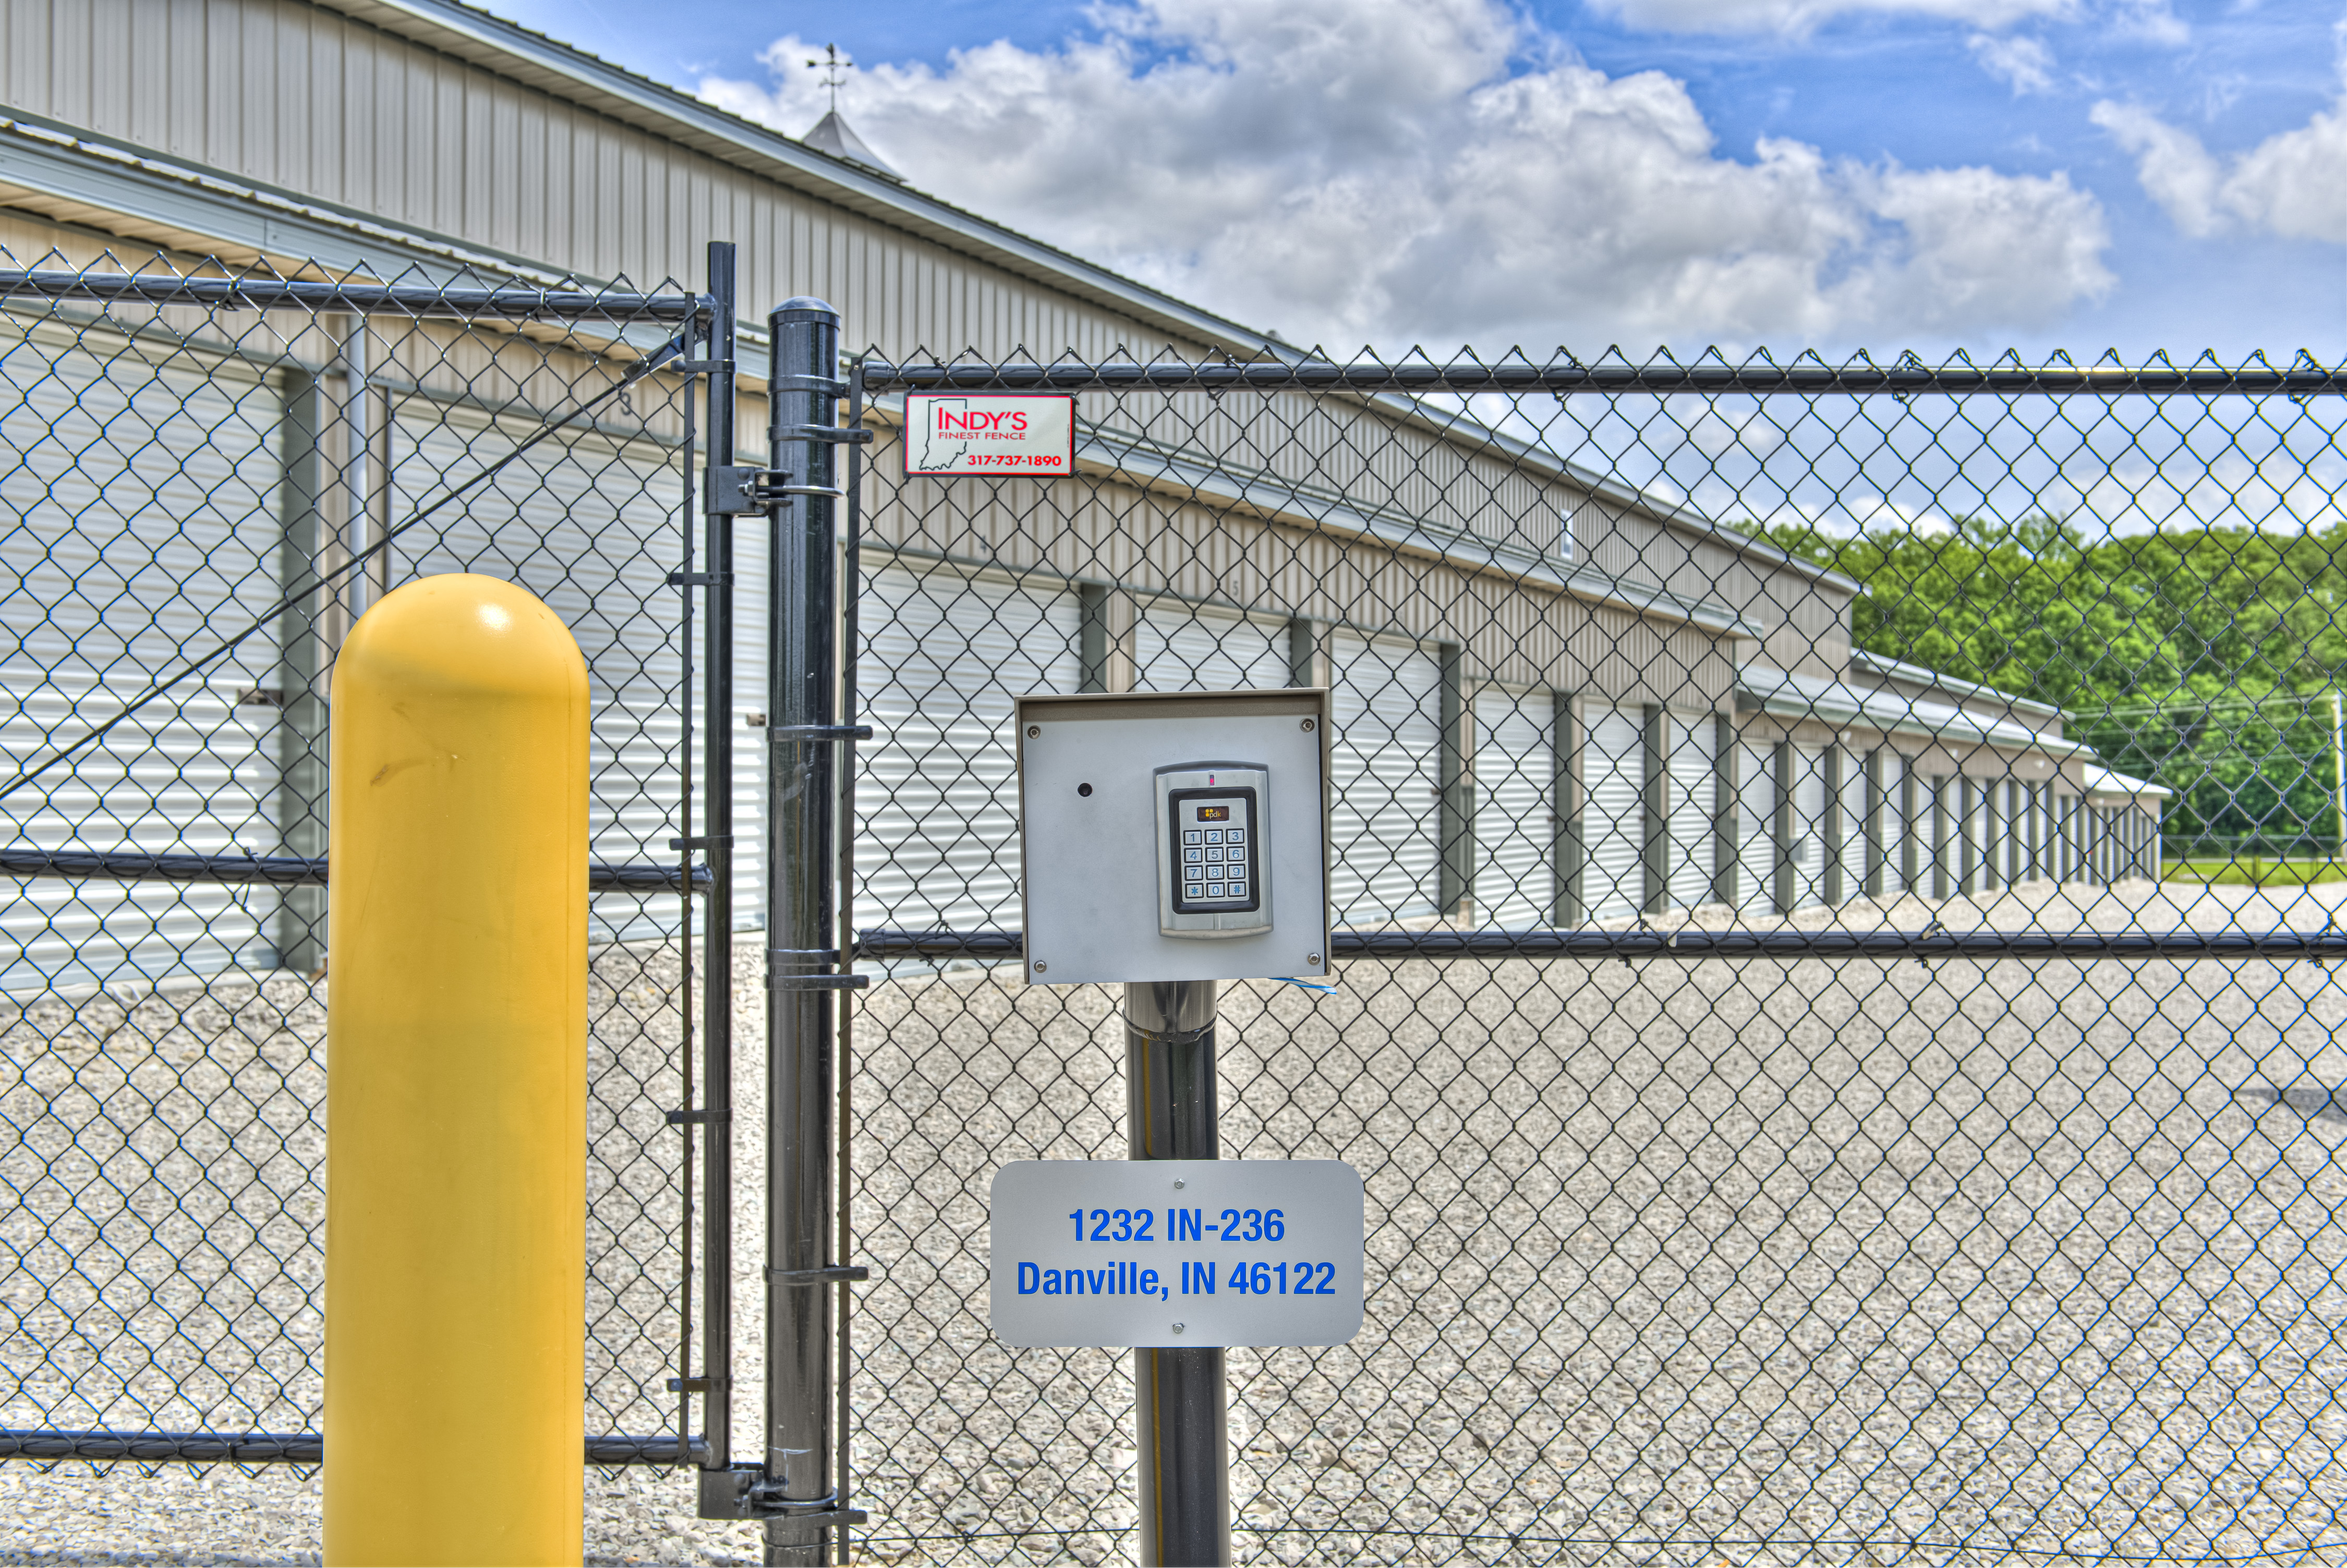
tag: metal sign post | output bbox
[1126,979,1230,1567]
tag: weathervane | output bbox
[806,43,853,116]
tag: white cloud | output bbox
[701,0,2115,350]
[2092,98,2347,242]
[1586,0,2068,37]
[1583,0,2190,45]
[1968,32,2055,93]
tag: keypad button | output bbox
[1183,830,1201,845]
[1206,848,1223,863]
[1184,848,1201,863]
[1204,829,1222,844]
[1229,881,1247,898]
[1227,829,1245,845]
[1206,883,1224,897]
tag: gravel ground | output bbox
[10,877,2347,1564]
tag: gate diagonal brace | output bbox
[698,1465,870,1524]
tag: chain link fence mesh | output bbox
[843,351,2347,1564]
[0,253,709,1465]
[9,263,2347,1564]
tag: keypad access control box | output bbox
[1015,689,1329,986]
[1157,765,1269,937]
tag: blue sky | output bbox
[490,0,2344,359]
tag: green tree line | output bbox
[1745,516,2347,852]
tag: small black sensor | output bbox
[1076,782,1093,796]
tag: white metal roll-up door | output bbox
[1135,600,1288,690]
[855,563,1082,936]
[1,324,285,994]
[2029,784,2049,881]
[1737,743,1775,914]
[1791,745,1826,908]
[1328,631,1443,923]
[1880,751,1907,893]
[1472,687,1552,927]
[1582,707,1643,922]
[1966,779,1990,893]
[1837,749,1868,902]
[1666,714,1715,911]
[389,407,687,946]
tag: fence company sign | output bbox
[904,393,1075,476]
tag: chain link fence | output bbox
[10,256,2347,1565]
[0,253,718,1467]
[842,351,2347,1563]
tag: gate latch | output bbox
[706,465,845,513]
[698,1464,869,1523]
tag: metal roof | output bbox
[1737,663,2094,759]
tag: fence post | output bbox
[1127,980,1232,1567]
[322,574,587,1564]
[765,296,853,1566]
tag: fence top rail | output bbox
[856,356,2347,397]
[0,269,710,322]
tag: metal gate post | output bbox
[1126,980,1232,1567]
[764,296,860,1565]
[699,240,739,1477]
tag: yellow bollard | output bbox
[324,574,589,1566]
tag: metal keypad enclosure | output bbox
[1160,771,1268,932]
[1015,690,1330,985]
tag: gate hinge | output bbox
[666,570,733,587]
[668,834,734,850]
[663,1108,730,1126]
[666,1373,726,1393]
[707,465,844,513]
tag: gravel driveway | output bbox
[9,877,2347,1564]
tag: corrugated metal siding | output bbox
[0,318,285,993]
[1327,631,1441,925]
[1581,707,1642,923]
[853,561,1082,934]
[1471,686,1551,928]
[1133,600,1288,691]
[0,0,1830,599]
[1665,714,1715,911]
[856,447,1735,715]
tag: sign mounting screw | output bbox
[1171,1323,1185,1334]
[1032,960,1047,973]
[1301,719,1314,732]
[1025,725,1040,738]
